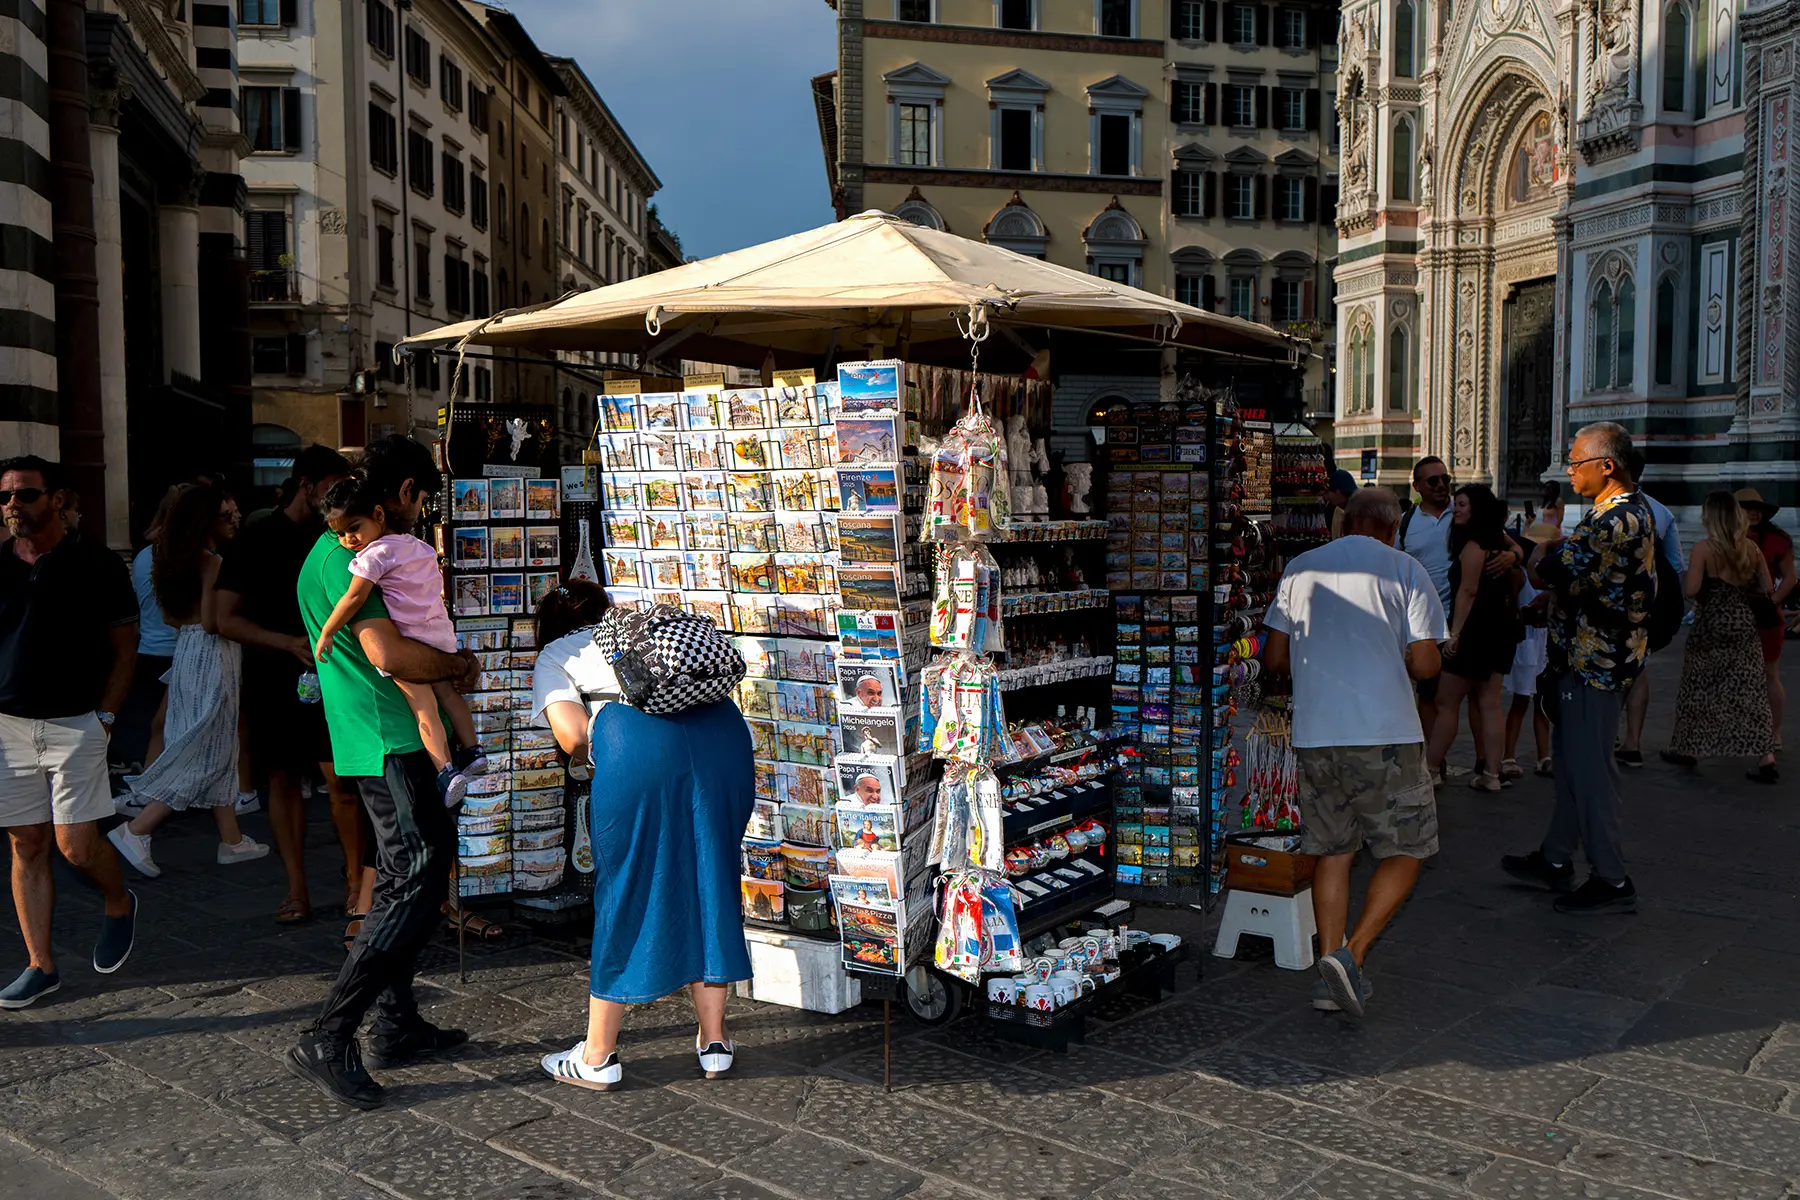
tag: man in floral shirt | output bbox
[1503,422,1655,915]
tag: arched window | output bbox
[1388,327,1409,410]
[1395,0,1416,77]
[497,185,510,240]
[541,218,551,262]
[1655,276,1678,385]
[1592,279,1615,390]
[520,203,532,258]
[1616,278,1636,387]
[1391,117,1414,202]
[521,280,532,305]
[1664,4,1689,113]
[497,267,509,307]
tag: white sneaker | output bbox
[696,1036,735,1079]
[113,793,146,817]
[107,825,161,878]
[235,790,262,815]
[217,837,270,865]
[541,1041,622,1091]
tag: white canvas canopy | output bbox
[398,210,1299,370]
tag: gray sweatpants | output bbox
[1542,674,1627,883]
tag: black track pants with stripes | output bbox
[314,750,455,1044]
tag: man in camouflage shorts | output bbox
[1264,487,1446,1018]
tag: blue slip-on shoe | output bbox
[1311,974,1374,1012]
[0,967,61,1010]
[94,890,137,975]
[1317,947,1367,1018]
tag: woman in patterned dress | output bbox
[107,484,270,875]
[1664,491,1779,783]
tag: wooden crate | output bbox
[1224,833,1316,896]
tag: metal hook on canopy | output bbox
[645,305,663,337]
[955,301,993,381]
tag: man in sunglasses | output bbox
[0,456,140,1007]
[1503,423,1655,915]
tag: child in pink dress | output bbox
[316,479,485,803]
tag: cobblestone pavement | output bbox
[4,641,1799,1200]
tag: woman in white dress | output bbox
[108,484,268,877]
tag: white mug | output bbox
[987,976,1018,1005]
[1049,977,1078,1007]
[1023,984,1054,1013]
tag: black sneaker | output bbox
[286,1033,384,1109]
[93,890,137,975]
[364,1021,469,1070]
[1615,749,1644,767]
[1500,849,1576,893]
[436,763,467,808]
[1555,875,1638,915]
[452,744,489,776]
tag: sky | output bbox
[498,0,839,262]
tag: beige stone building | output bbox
[816,0,1336,430]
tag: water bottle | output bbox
[296,671,322,704]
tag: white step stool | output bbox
[1211,887,1317,970]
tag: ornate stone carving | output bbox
[1577,0,1642,160]
[1419,133,1435,203]
[318,208,348,236]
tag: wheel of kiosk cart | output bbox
[901,966,965,1026]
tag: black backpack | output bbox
[1647,538,1683,652]
[592,604,746,715]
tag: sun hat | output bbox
[1734,487,1780,519]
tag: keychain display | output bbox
[1242,709,1301,830]
[924,400,1012,542]
[929,542,1005,653]
[918,654,1008,765]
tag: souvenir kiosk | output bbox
[398,210,1298,1035]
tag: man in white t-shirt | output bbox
[1263,487,1446,1019]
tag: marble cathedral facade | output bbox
[1332,0,1798,510]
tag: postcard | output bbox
[603,550,641,588]
[525,571,559,610]
[840,707,904,758]
[776,763,833,813]
[601,511,642,548]
[728,553,776,594]
[776,720,833,766]
[452,573,489,616]
[778,636,835,683]
[487,526,523,568]
[778,514,829,553]
[835,661,903,710]
[642,551,685,591]
[687,511,730,550]
[835,415,900,464]
[727,512,778,553]
[837,466,900,514]
[724,388,767,428]
[735,677,779,720]
[643,512,683,550]
[777,427,822,469]
[726,472,773,513]
[775,594,828,637]
[685,590,731,630]
[775,552,823,595]
[488,477,524,520]
[683,471,726,510]
[835,609,902,660]
[733,593,779,635]
[641,473,682,510]
[836,755,900,806]
[735,635,781,680]
[684,549,729,592]
[637,392,681,432]
[526,526,561,567]
[453,526,489,569]
[752,762,778,803]
[489,574,524,615]
[641,433,682,471]
[728,431,773,470]
[683,390,720,430]
[835,514,901,563]
[837,565,901,612]
[772,469,820,512]
[600,474,637,511]
[777,679,834,724]
[745,717,778,760]
[594,432,639,473]
[600,390,637,432]
[835,803,900,853]
[451,479,489,522]
[740,876,785,923]
[836,359,903,412]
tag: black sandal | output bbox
[1747,763,1780,785]
[343,913,366,952]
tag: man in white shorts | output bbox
[0,456,140,1008]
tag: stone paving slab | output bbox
[2,642,1799,1199]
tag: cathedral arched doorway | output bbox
[1433,65,1563,500]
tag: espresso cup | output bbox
[1023,984,1054,1013]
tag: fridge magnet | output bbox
[488,478,525,520]
[489,526,525,568]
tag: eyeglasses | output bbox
[1565,456,1611,469]
[1419,474,1451,487]
[0,488,46,506]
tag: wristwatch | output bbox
[95,711,116,729]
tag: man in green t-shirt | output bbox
[285,436,474,1110]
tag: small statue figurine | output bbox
[1031,437,1051,477]
[1004,414,1034,492]
[1065,463,1094,514]
[506,417,531,462]
[1030,482,1050,517]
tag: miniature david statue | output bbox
[1066,463,1094,514]
[1004,414,1034,493]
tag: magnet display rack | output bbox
[1271,426,1331,560]
[1098,381,1222,908]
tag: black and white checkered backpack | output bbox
[592,604,746,715]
